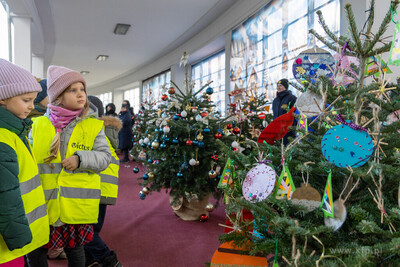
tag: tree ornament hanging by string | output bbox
[242,159,276,202]
[321,114,373,168]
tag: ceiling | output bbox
[29,0,237,89]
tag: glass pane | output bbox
[0,2,9,60]
[288,17,308,51]
[288,0,307,23]
[267,7,282,34]
[315,0,330,9]
[268,31,282,60]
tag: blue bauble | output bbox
[177,172,183,177]
[172,138,179,144]
[206,87,214,95]
[321,123,373,168]
[139,193,146,200]
[192,140,198,145]
[147,158,153,163]
[142,174,149,180]
[160,143,167,148]
[141,143,147,148]
[173,115,180,120]
[197,141,205,148]
[133,167,139,173]
[203,128,211,133]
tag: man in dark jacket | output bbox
[118,104,133,163]
[272,78,297,146]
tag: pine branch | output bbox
[366,42,392,57]
[315,10,342,46]
[170,80,186,96]
[365,0,375,36]
[363,1,397,55]
[309,29,340,52]
[345,4,364,54]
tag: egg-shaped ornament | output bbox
[291,183,321,212]
[242,161,277,202]
[195,114,202,122]
[143,137,150,144]
[321,114,373,168]
[324,198,347,231]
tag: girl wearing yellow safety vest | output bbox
[27,65,111,267]
[0,59,49,266]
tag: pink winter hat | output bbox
[47,65,86,103]
[0,58,42,100]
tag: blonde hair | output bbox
[44,83,89,164]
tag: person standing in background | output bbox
[272,78,297,146]
[118,103,133,163]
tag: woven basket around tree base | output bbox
[169,192,210,221]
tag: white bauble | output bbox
[138,139,144,145]
[181,110,188,118]
[231,141,239,148]
[195,115,202,122]
[189,158,197,166]
[143,137,150,144]
[163,126,170,133]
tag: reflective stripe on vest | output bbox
[0,129,49,264]
[99,135,119,205]
[32,116,103,225]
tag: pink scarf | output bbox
[48,104,83,129]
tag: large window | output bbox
[230,0,340,103]
[124,88,140,114]
[97,92,112,110]
[0,0,11,60]
[142,70,171,104]
[191,50,225,116]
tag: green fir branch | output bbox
[309,29,340,52]
[345,4,364,54]
[365,42,392,57]
[363,2,397,55]
[365,0,375,36]
[169,80,186,96]
[315,10,341,46]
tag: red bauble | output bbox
[200,214,209,222]
[161,94,168,101]
[232,127,241,135]
[258,113,266,119]
[226,123,233,129]
[168,87,175,94]
[214,132,222,139]
[186,140,193,146]
[211,155,219,161]
[201,111,208,117]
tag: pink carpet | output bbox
[49,160,226,267]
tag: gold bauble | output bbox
[142,187,150,195]
[197,133,204,141]
[151,141,160,149]
[205,203,214,212]
[190,117,194,121]
[195,160,200,166]
[148,172,155,179]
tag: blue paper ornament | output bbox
[321,119,373,168]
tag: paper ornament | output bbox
[292,47,335,85]
[320,172,334,218]
[324,198,347,231]
[210,242,270,266]
[257,107,296,145]
[332,53,359,88]
[389,23,400,66]
[242,161,277,202]
[291,183,321,212]
[217,158,235,188]
[295,91,324,117]
[365,55,392,77]
[138,151,147,160]
[321,115,373,168]
[273,165,296,200]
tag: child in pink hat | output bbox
[27,65,111,267]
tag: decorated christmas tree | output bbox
[217,1,400,266]
[138,53,233,221]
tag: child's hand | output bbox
[62,155,80,171]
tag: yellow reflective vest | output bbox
[32,116,103,225]
[0,129,49,264]
[100,135,119,205]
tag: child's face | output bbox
[61,82,86,110]
[0,92,38,119]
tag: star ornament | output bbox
[370,72,396,103]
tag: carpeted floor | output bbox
[49,160,226,267]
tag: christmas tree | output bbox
[218,1,400,266]
[138,53,233,220]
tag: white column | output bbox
[11,14,31,71]
[31,54,44,78]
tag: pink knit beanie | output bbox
[47,65,86,103]
[0,58,42,100]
